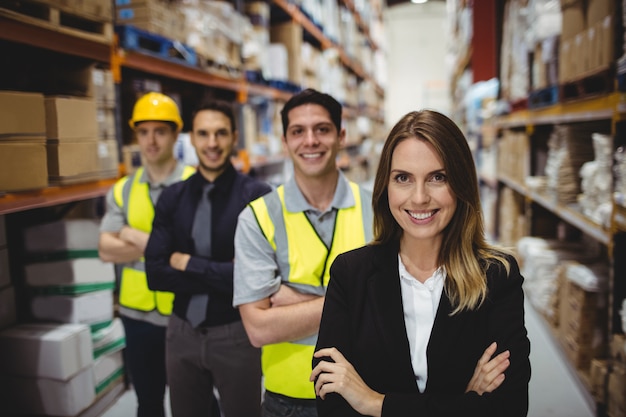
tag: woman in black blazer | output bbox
[311,110,531,417]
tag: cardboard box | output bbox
[598,15,614,68]
[608,364,626,417]
[0,286,17,330]
[98,139,120,179]
[587,0,615,27]
[0,323,93,380]
[0,366,95,416]
[23,218,101,253]
[0,91,46,136]
[25,258,115,288]
[47,139,100,177]
[559,38,572,82]
[96,108,117,139]
[590,358,609,404]
[0,138,48,192]
[270,21,303,85]
[561,1,586,40]
[44,96,97,140]
[31,290,114,325]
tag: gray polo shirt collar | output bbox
[283,171,355,214]
[137,161,190,189]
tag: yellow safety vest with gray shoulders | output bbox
[248,181,372,399]
[113,166,195,315]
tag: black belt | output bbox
[265,390,317,407]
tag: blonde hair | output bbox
[371,110,512,314]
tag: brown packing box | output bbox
[560,1,586,40]
[587,0,615,27]
[608,364,626,417]
[598,16,615,69]
[0,91,46,136]
[97,139,120,179]
[559,38,572,82]
[44,96,97,140]
[0,137,48,192]
[270,21,303,85]
[46,139,100,177]
[590,358,609,404]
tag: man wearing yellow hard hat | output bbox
[98,92,195,417]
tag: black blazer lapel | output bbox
[367,244,416,384]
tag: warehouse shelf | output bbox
[272,0,384,95]
[0,16,111,62]
[494,93,623,128]
[0,178,117,215]
[498,174,612,245]
[340,0,380,51]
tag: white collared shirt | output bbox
[398,255,445,392]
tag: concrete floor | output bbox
[101,299,596,417]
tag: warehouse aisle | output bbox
[101,297,596,417]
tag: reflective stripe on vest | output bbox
[249,181,370,399]
[114,166,195,315]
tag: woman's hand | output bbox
[466,342,510,395]
[311,347,384,417]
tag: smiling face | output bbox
[283,103,345,182]
[191,109,236,182]
[134,121,178,166]
[387,137,457,249]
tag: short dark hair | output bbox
[280,88,342,136]
[192,100,237,133]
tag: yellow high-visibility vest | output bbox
[249,181,370,399]
[114,165,195,315]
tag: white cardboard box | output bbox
[0,322,93,380]
[0,365,96,416]
[31,290,114,325]
[25,258,115,288]
[23,218,101,253]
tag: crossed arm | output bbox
[310,342,510,417]
[239,284,324,347]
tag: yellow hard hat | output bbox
[129,92,183,130]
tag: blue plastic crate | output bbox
[528,85,559,109]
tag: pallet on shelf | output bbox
[0,0,113,44]
[528,85,559,109]
[116,24,197,68]
[561,67,615,102]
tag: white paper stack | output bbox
[516,236,601,320]
[545,125,596,204]
[578,133,613,226]
[0,323,95,416]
